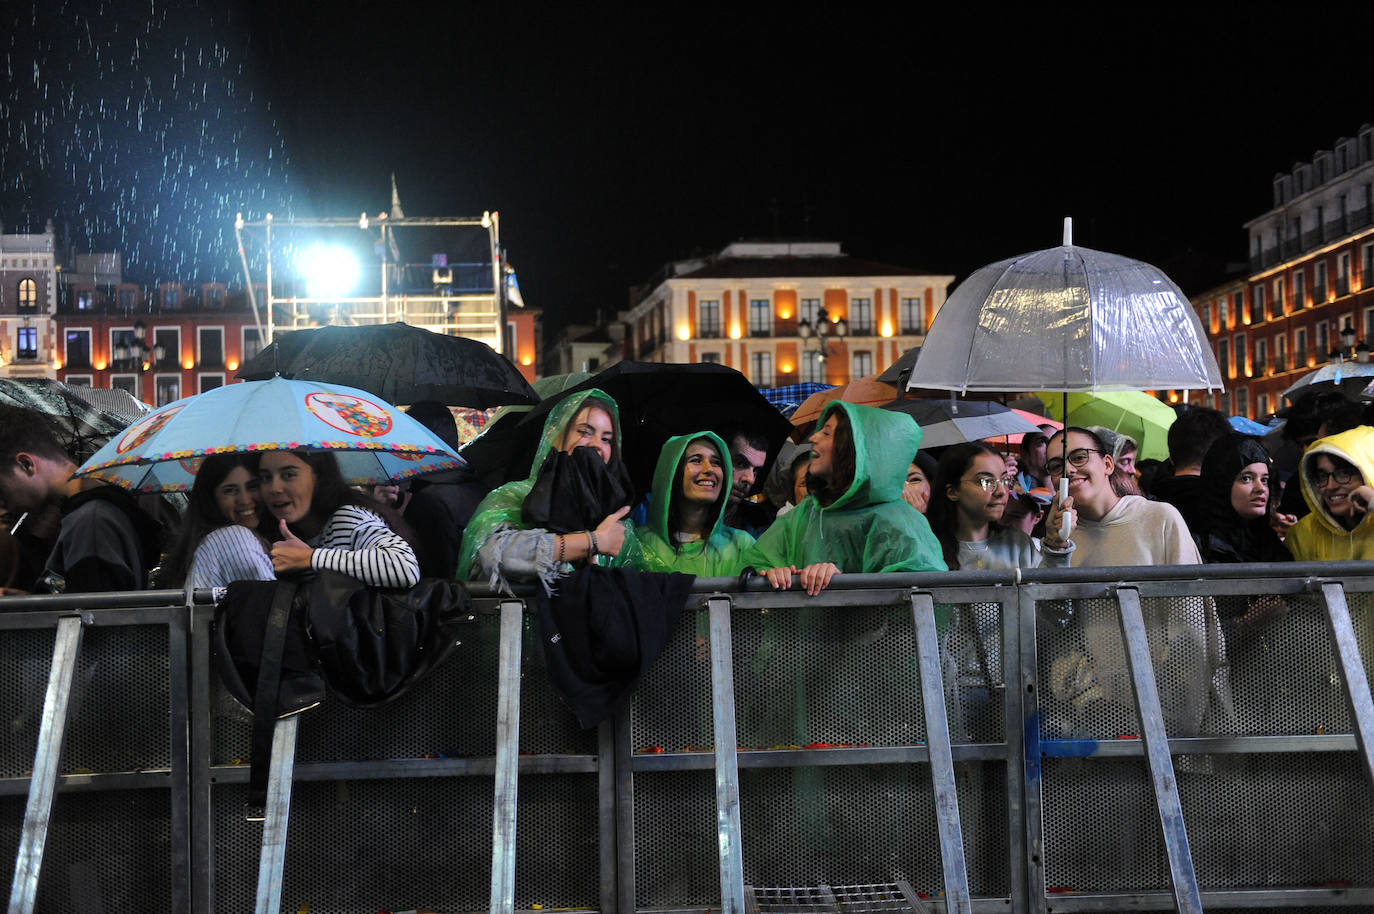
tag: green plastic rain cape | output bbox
[740,400,947,575]
[635,431,755,576]
[456,388,641,583]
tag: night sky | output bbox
[5,2,1374,334]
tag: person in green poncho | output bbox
[456,389,640,591]
[742,400,947,591]
[636,431,755,576]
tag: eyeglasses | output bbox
[1312,467,1360,487]
[962,474,1015,493]
[1045,448,1103,476]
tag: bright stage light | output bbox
[299,245,361,299]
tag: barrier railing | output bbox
[2,562,1372,913]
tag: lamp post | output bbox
[797,307,848,381]
[1340,318,1357,358]
[114,320,165,402]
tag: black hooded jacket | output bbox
[1194,434,1292,566]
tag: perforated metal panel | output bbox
[0,789,171,912]
[213,772,600,913]
[1,625,170,777]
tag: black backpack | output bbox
[214,571,475,807]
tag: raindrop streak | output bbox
[1,1,301,285]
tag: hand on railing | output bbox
[762,562,840,595]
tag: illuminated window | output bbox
[155,376,181,407]
[1253,284,1267,322]
[1217,338,1230,377]
[1315,261,1328,302]
[852,350,873,378]
[1254,338,1267,375]
[1295,327,1308,365]
[850,298,873,335]
[900,297,923,333]
[750,351,773,386]
[76,289,96,311]
[697,300,721,338]
[16,326,37,360]
[1316,321,1329,358]
[1294,270,1306,307]
[800,350,823,383]
[701,351,721,364]
[1275,333,1288,372]
[243,327,264,362]
[799,298,821,327]
[749,298,771,336]
[17,278,37,313]
[1236,387,1249,419]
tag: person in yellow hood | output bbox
[1287,425,1374,561]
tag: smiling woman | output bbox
[163,453,275,589]
[636,431,755,577]
[1288,427,1374,561]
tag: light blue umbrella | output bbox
[75,377,462,492]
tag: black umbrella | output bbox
[237,322,538,409]
[461,361,795,497]
[0,379,131,464]
[881,397,1040,449]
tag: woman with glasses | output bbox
[1042,427,1200,566]
[928,442,1069,571]
[1286,428,1374,560]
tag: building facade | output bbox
[0,221,59,380]
[53,262,268,406]
[1194,124,1374,419]
[621,241,952,387]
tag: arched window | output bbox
[17,278,37,313]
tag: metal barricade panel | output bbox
[632,769,719,906]
[1035,595,1235,742]
[0,789,171,912]
[210,613,598,767]
[1,624,170,776]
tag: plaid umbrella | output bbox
[758,382,835,416]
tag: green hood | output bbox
[636,431,755,576]
[457,388,634,579]
[740,401,945,574]
[814,400,923,511]
[1298,425,1374,536]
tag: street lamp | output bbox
[1340,318,1357,357]
[797,307,848,363]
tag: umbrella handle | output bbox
[1058,477,1071,541]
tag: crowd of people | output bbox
[1,386,1373,601]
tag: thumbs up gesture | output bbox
[269,519,314,574]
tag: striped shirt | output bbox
[187,524,275,590]
[307,505,421,589]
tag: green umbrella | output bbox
[1035,390,1176,461]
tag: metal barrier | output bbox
[2,563,1373,913]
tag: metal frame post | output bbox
[8,615,85,914]
[910,591,972,914]
[1114,587,1202,914]
[1019,587,1048,914]
[490,599,525,914]
[1316,582,1374,784]
[168,591,193,913]
[253,716,300,914]
[707,595,745,913]
[188,597,215,913]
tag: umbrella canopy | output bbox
[788,375,898,439]
[1005,409,1062,444]
[76,377,462,492]
[1281,358,1374,401]
[461,361,794,496]
[759,382,835,416]
[0,379,132,464]
[906,219,1222,395]
[1228,414,1270,436]
[875,346,921,385]
[1035,390,1176,461]
[237,322,539,409]
[880,398,1040,449]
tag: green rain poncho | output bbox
[740,400,947,575]
[456,388,641,589]
[736,400,945,858]
[635,431,755,576]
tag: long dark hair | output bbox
[259,450,417,547]
[163,453,261,586]
[666,436,722,548]
[927,442,1003,570]
[806,406,856,507]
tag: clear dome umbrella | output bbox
[906,217,1222,396]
